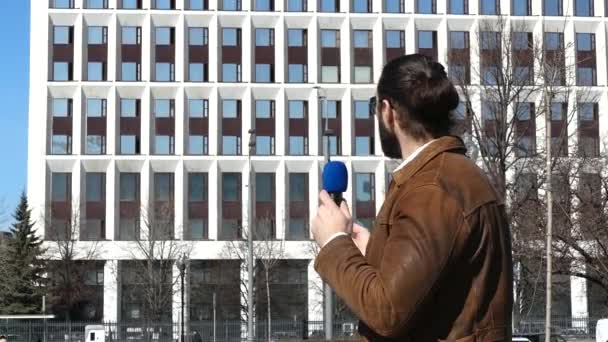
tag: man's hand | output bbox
[311,190,352,248]
[352,222,371,256]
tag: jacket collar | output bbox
[392,135,467,186]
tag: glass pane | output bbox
[289,136,305,155]
[320,0,337,11]
[321,30,338,47]
[385,0,402,12]
[222,136,239,155]
[482,102,497,121]
[155,27,171,45]
[256,136,273,155]
[155,99,171,117]
[189,99,206,117]
[255,64,271,82]
[516,103,531,120]
[120,135,137,154]
[189,63,205,82]
[256,100,272,118]
[577,33,593,51]
[222,100,238,118]
[53,0,73,9]
[51,173,69,201]
[54,26,70,44]
[418,31,433,49]
[449,0,465,13]
[353,31,370,48]
[122,0,139,8]
[120,174,138,201]
[255,28,272,46]
[321,66,339,83]
[575,0,592,15]
[577,67,594,85]
[513,32,530,50]
[481,0,498,14]
[355,136,371,156]
[189,173,206,201]
[52,99,69,117]
[514,66,530,84]
[256,174,273,201]
[156,63,172,81]
[86,173,103,202]
[154,174,173,201]
[255,0,272,10]
[289,174,307,201]
[155,0,172,9]
[322,135,338,155]
[122,62,137,81]
[288,64,305,83]
[86,135,104,154]
[88,27,104,44]
[288,100,305,118]
[450,31,467,49]
[222,174,239,201]
[189,28,206,45]
[288,29,304,46]
[288,219,307,240]
[87,62,103,81]
[352,0,369,12]
[155,135,172,154]
[189,219,207,239]
[53,62,69,81]
[545,33,561,50]
[544,0,561,15]
[222,0,240,10]
[386,30,402,48]
[287,0,305,11]
[354,67,371,83]
[223,28,238,46]
[323,100,338,118]
[354,100,369,119]
[189,135,207,154]
[189,0,205,9]
[222,63,239,82]
[513,0,529,15]
[355,173,373,201]
[417,0,434,13]
[121,99,137,117]
[52,135,70,155]
[122,27,138,44]
[579,103,595,121]
[551,103,564,120]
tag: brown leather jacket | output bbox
[315,136,513,342]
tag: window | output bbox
[155,27,172,45]
[155,0,173,9]
[480,0,499,14]
[189,0,206,9]
[88,27,105,44]
[255,174,274,202]
[189,27,208,46]
[353,100,369,119]
[322,100,339,119]
[575,0,593,16]
[386,30,404,48]
[449,31,468,49]
[87,62,104,81]
[122,63,138,81]
[122,0,140,9]
[417,0,435,13]
[288,100,305,119]
[120,173,138,201]
[321,66,339,83]
[222,100,239,118]
[189,136,208,154]
[255,136,273,155]
[188,219,208,240]
[289,173,307,202]
[355,137,372,155]
[418,31,434,49]
[322,135,339,155]
[514,66,531,85]
[545,32,562,50]
[189,173,207,202]
[53,62,70,81]
[222,28,239,46]
[255,28,273,46]
[51,173,70,201]
[86,135,105,155]
[353,67,372,83]
[289,136,306,155]
[254,0,273,10]
[385,0,403,12]
[222,174,240,201]
[122,27,139,44]
[288,64,306,83]
[288,29,305,46]
[52,99,70,117]
[577,33,594,51]
[287,0,306,11]
[120,136,138,154]
[87,98,105,117]
[86,0,106,9]
[355,173,374,202]
[482,102,497,121]
[480,32,499,49]
[222,136,240,155]
[352,0,370,12]
[320,0,338,12]
[353,30,370,48]
[577,68,595,86]
[53,26,70,45]
[189,99,208,118]
[550,102,565,120]
[222,0,241,10]
[513,32,530,50]
[579,103,595,121]
[86,173,104,202]
[189,63,206,82]
[256,100,273,118]
[121,99,137,117]
[321,30,339,47]
[52,135,71,155]
[255,64,272,83]
[449,0,467,13]
[52,0,73,9]
[222,63,241,82]
[512,0,530,15]
[516,103,532,121]
[155,63,173,82]
[544,0,562,15]
[155,99,172,117]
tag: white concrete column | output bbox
[372,17,383,84]
[243,88,253,154]
[106,160,116,240]
[374,161,385,214]
[208,15,219,83]
[107,13,117,82]
[73,89,84,155]
[107,88,117,156]
[340,20,350,84]
[307,260,324,322]
[341,92,352,156]
[275,90,286,156]
[242,22,252,83]
[571,261,589,329]
[208,161,219,240]
[405,19,416,55]
[437,18,448,67]
[594,25,606,87]
[309,160,320,239]
[309,20,319,84]
[175,15,185,83]
[142,14,152,82]
[103,260,119,322]
[175,87,186,155]
[276,160,287,239]
[141,86,152,155]
[308,91,320,157]
[531,0,543,15]
[599,91,608,154]
[564,0,574,16]
[175,160,185,239]
[140,160,151,240]
[72,162,82,240]
[469,20,481,86]
[275,18,286,83]
[209,88,219,156]
[74,15,84,82]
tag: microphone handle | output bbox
[329,192,343,206]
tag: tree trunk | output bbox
[266,268,271,342]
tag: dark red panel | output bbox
[289,201,308,218]
[122,45,141,62]
[289,118,308,136]
[355,118,373,135]
[222,202,241,219]
[256,202,275,219]
[156,45,175,63]
[87,117,106,135]
[53,45,74,62]
[120,117,140,135]
[386,48,404,63]
[222,118,241,135]
[418,48,437,61]
[155,118,175,135]
[255,46,275,64]
[255,118,274,136]
[355,202,375,218]
[88,45,107,62]
[120,202,139,218]
[222,47,242,63]
[51,202,71,219]
[354,48,373,66]
[189,46,209,63]
[321,48,340,66]
[86,202,105,218]
[288,47,307,64]
[188,202,208,218]
[189,118,208,135]
[53,117,72,135]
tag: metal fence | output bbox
[0,317,601,342]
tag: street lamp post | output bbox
[178,254,187,342]
[247,129,256,342]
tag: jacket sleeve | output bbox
[314,185,466,337]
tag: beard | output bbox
[378,119,402,159]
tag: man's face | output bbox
[370,96,402,159]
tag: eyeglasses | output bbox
[369,96,377,117]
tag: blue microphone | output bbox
[322,161,348,206]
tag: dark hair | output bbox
[377,54,459,140]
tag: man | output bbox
[311,54,513,341]
[0,335,7,342]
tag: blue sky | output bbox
[0,1,30,225]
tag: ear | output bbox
[381,99,396,131]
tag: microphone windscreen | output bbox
[322,161,348,193]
